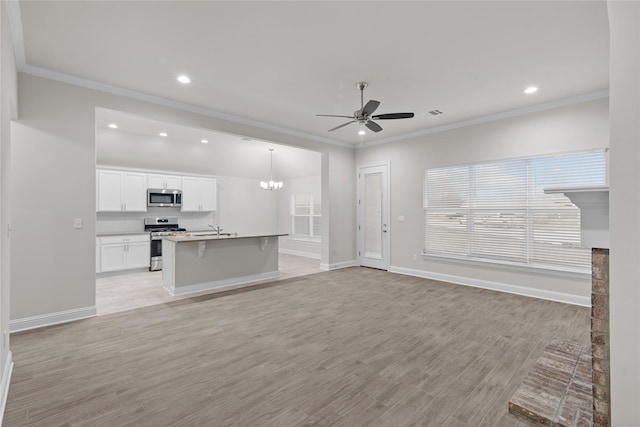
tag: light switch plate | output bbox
[397,215,405,222]
[73,218,83,229]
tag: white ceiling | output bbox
[96,108,322,179]
[15,1,609,146]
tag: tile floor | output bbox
[96,253,322,315]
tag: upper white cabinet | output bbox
[148,174,182,190]
[97,169,147,212]
[181,177,217,212]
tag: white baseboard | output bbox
[0,351,13,426]
[278,248,321,260]
[165,271,281,296]
[96,267,150,278]
[319,260,357,271]
[10,306,97,333]
[388,266,590,307]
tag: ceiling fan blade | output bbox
[365,120,383,133]
[328,121,356,132]
[371,112,415,120]
[362,100,381,116]
[316,114,355,118]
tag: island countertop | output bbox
[164,233,287,242]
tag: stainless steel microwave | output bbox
[147,189,182,207]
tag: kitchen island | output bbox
[161,233,287,296]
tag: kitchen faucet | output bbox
[208,224,223,233]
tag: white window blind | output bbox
[423,150,606,272]
[291,193,321,242]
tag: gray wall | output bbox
[96,126,322,180]
[608,1,640,423]
[11,73,355,321]
[356,98,609,299]
[1,0,18,399]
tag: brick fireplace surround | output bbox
[591,248,610,427]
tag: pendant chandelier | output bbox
[260,148,283,190]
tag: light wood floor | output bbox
[5,267,589,426]
[96,253,323,315]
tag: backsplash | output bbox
[97,208,216,234]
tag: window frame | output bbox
[422,150,606,275]
[290,193,321,243]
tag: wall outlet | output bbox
[73,218,83,229]
[413,253,418,260]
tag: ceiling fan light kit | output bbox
[317,82,415,133]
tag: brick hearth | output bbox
[509,248,611,427]
[509,340,592,426]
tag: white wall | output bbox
[96,176,279,236]
[608,1,640,423]
[356,98,609,301]
[10,73,355,322]
[214,176,279,236]
[0,0,17,414]
[96,125,317,237]
[278,175,322,259]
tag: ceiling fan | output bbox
[317,82,414,133]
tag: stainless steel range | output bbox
[144,217,186,271]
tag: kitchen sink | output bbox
[188,231,236,237]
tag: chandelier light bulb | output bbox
[260,149,283,191]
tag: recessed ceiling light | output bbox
[358,130,366,136]
[159,132,168,137]
[177,75,191,84]
[201,139,208,144]
[108,123,118,129]
[524,86,538,94]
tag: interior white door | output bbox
[357,164,390,270]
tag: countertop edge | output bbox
[97,231,150,237]
[165,233,288,242]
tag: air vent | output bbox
[428,110,444,116]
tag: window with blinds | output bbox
[423,150,606,272]
[291,193,321,242]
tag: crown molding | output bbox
[20,64,354,149]
[5,0,26,67]
[359,89,609,149]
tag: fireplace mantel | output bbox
[544,185,609,249]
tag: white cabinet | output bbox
[98,234,150,273]
[181,177,217,212]
[148,174,182,190]
[97,170,147,212]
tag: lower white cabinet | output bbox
[98,234,150,273]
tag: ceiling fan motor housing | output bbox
[316,81,414,133]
